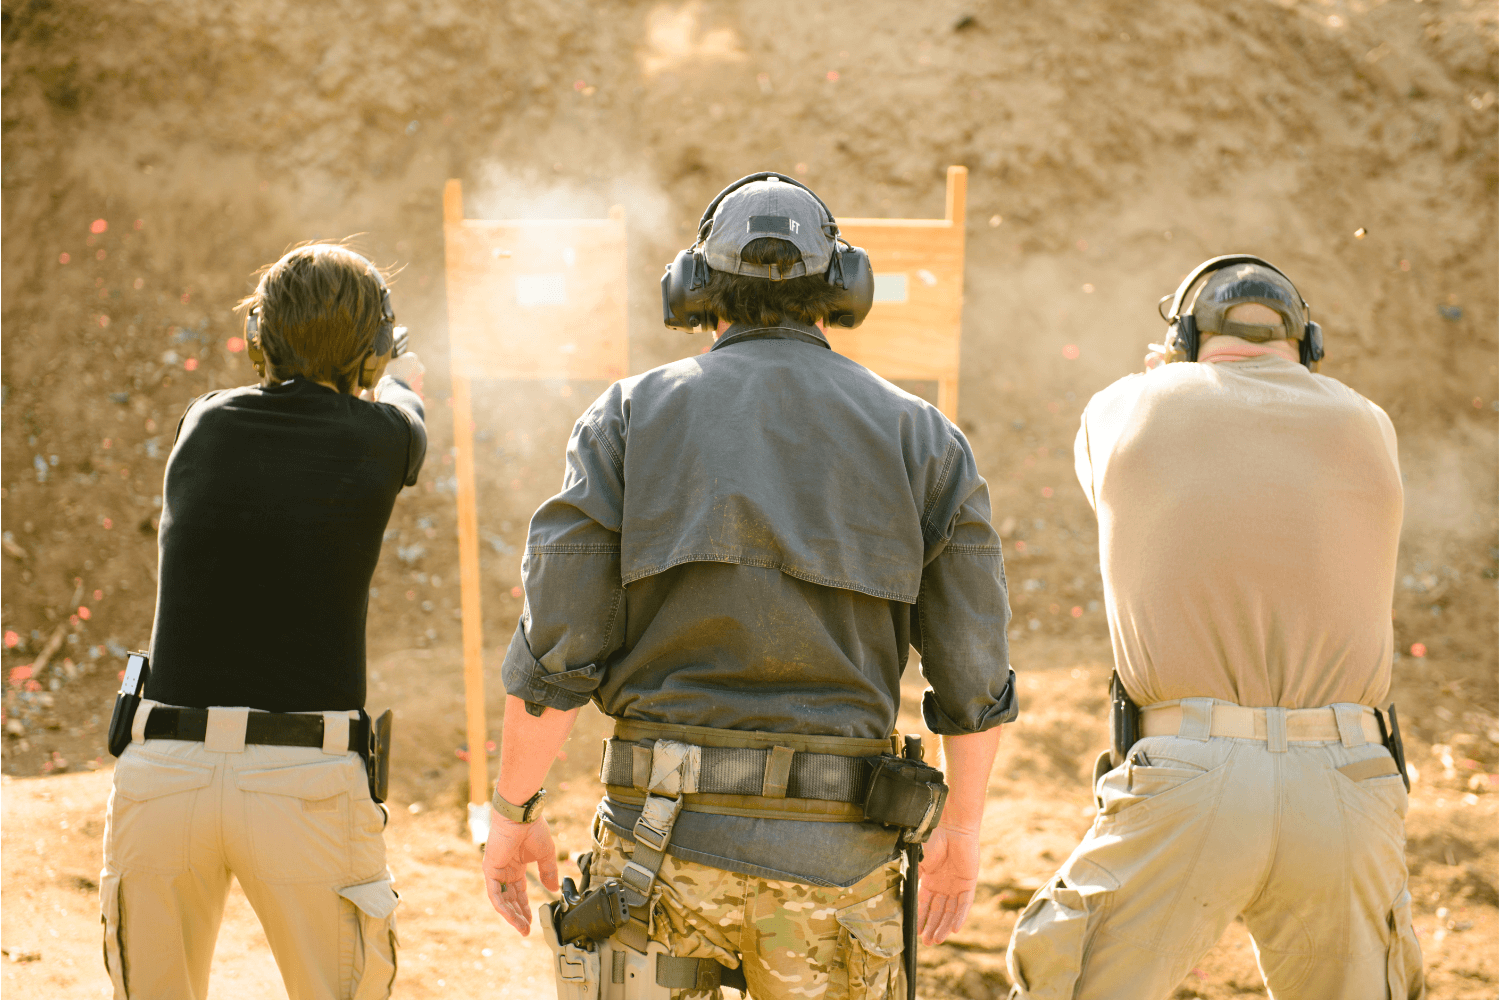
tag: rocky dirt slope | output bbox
[2,0,1496,996]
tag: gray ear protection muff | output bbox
[246,250,400,382]
[660,172,875,332]
[1158,254,1324,368]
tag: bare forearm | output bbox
[495,694,580,804]
[936,727,1002,834]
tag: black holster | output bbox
[1109,671,1140,768]
[1378,703,1411,792]
[107,652,151,758]
[360,709,394,803]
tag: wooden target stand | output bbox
[826,165,968,420]
[441,179,627,842]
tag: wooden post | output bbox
[444,180,490,827]
[939,166,966,420]
[441,181,628,843]
[826,166,969,422]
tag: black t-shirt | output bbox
[146,376,426,712]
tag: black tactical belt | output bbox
[599,737,872,801]
[143,707,367,751]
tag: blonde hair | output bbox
[237,242,393,392]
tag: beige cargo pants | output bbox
[590,825,906,1000]
[100,704,398,999]
[1007,699,1425,1000]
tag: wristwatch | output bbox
[491,786,547,824]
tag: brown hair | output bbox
[703,238,841,327]
[236,242,392,393]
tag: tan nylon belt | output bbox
[1140,702,1384,743]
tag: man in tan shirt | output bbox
[1007,257,1424,999]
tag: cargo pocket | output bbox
[339,878,400,1000]
[236,757,357,883]
[1006,864,1114,1000]
[1385,888,1425,1000]
[100,868,129,997]
[835,890,904,1000]
[106,750,213,875]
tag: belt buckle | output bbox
[632,793,683,853]
[620,861,656,896]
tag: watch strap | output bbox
[491,786,546,823]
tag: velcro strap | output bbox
[762,746,794,799]
[649,741,700,797]
[600,739,871,802]
[656,955,723,991]
[144,707,365,751]
[630,743,651,792]
[1338,756,1401,782]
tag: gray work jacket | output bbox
[502,321,1015,883]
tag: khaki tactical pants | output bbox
[1007,700,1425,1000]
[100,705,398,1000]
[591,825,906,1000]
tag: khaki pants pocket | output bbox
[105,749,213,875]
[100,868,129,998]
[1006,872,1108,1000]
[834,889,904,1000]
[237,757,360,883]
[1386,888,1425,1000]
[339,878,400,1000]
[1093,745,1217,827]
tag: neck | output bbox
[1197,335,1299,365]
[713,318,826,341]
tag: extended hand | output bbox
[916,825,980,945]
[383,352,425,398]
[482,814,560,935]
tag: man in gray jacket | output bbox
[480,174,1017,1000]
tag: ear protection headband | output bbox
[1158,254,1324,368]
[245,250,398,379]
[661,172,875,332]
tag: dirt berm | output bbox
[1,1,1496,997]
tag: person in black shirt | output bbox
[100,243,424,1000]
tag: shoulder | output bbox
[1080,370,1159,428]
[173,385,254,434]
[184,384,255,413]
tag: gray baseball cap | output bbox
[700,176,837,280]
[1184,262,1308,341]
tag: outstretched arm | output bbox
[917,727,1002,944]
[482,695,581,935]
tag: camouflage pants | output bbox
[590,825,905,1000]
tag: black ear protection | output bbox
[1158,254,1324,368]
[661,171,875,332]
[245,250,400,386]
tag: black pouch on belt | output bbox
[864,752,949,843]
[361,709,394,803]
[106,651,150,757]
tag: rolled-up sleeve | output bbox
[912,433,1017,735]
[501,389,629,713]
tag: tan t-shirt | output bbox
[1075,356,1402,709]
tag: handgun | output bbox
[554,878,630,946]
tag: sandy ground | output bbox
[3,642,1496,999]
